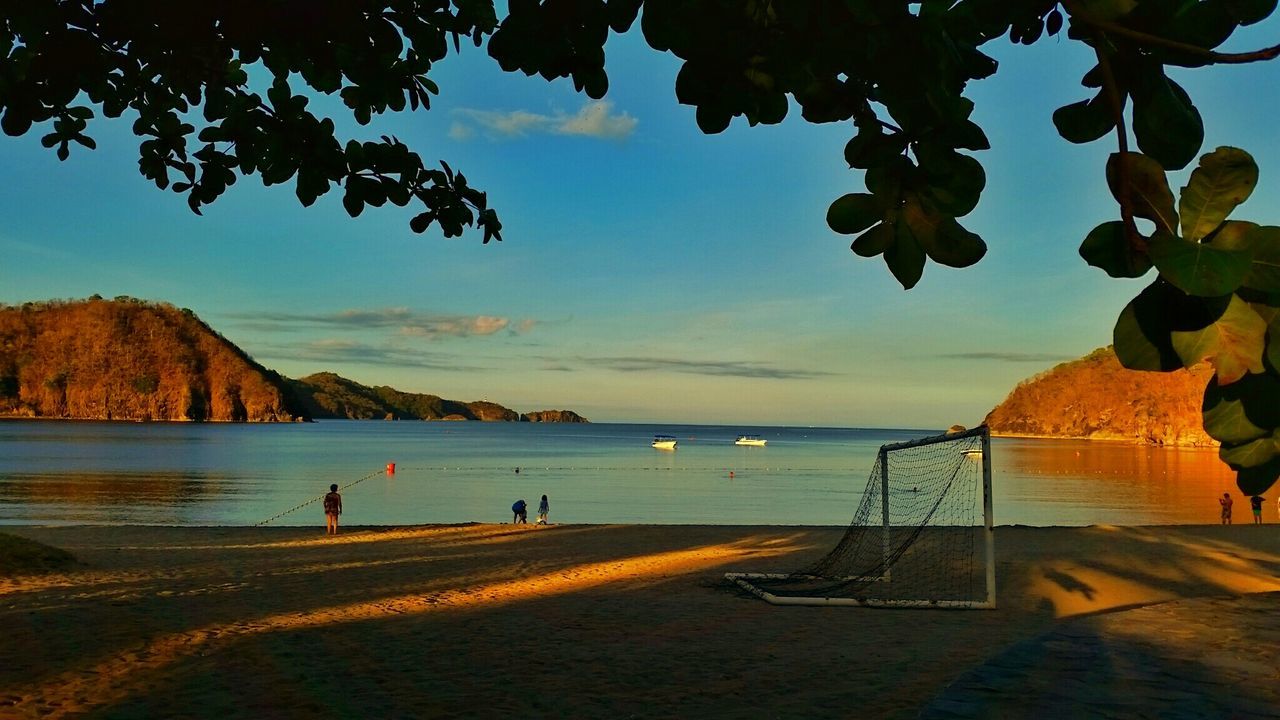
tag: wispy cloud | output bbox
[938,352,1072,363]
[452,101,637,141]
[253,339,485,371]
[225,308,534,340]
[554,355,835,380]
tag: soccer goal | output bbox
[726,425,995,608]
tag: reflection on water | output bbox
[996,439,1238,525]
[0,471,236,525]
[0,421,1256,527]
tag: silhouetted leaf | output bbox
[887,220,926,289]
[1179,146,1258,242]
[851,223,893,258]
[1113,279,1195,372]
[827,193,881,235]
[1052,93,1115,144]
[1080,221,1153,278]
[1202,373,1280,444]
[1223,0,1278,24]
[1234,454,1280,493]
[1133,72,1202,171]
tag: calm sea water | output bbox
[0,420,1244,527]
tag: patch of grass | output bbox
[0,533,77,575]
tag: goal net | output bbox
[726,426,995,608]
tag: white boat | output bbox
[652,435,678,450]
[735,435,766,446]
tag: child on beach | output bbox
[323,484,342,535]
[1250,495,1264,524]
[537,494,550,525]
[512,499,528,524]
[1219,493,1233,525]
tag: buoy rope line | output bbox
[394,465,864,473]
[255,468,386,526]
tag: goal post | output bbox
[726,425,996,609]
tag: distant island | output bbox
[984,346,1213,447]
[0,297,587,423]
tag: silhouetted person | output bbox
[512,498,527,524]
[537,494,550,525]
[1219,493,1233,525]
[1250,495,1264,524]
[324,484,342,535]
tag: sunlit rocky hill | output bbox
[984,347,1214,446]
[0,298,587,423]
[0,297,299,421]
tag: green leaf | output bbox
[1147,231,1253,296]
[1106,152,1178,235]
[1052,93,1115,144]
[1171,294,1267,383]
[1226,225,1280,292]
[1113,280,1185,372]
[1202,373,1280,444]
[827,193,881,235]
[1178,146,1258,242]
[1220,433,1280,469]
[1079,221,1153,278]
[851,223,893,258]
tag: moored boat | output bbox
[652,435,678,450]
[735,435,766,446]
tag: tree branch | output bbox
[1092,42,1145,252]
[1067,4,1280,64]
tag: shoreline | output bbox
[3,523,1278,718]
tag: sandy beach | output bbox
[2,523,1279,719]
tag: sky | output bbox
[3,13,1280,428]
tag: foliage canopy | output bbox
[4,0,1280,493]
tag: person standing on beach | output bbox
[512,499,527,524]
[537,494,550,525]
[1219,493,1233,525]
[324,484,343,535]
[1250,495,1264,524]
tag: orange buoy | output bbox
[386,462,396,474]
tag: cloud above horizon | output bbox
[252,339,484,371]
[547,355,835,380]
[225,308,533,340]
[938,352,1072,363]
[450,100,637,141]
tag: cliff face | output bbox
[984,347,1214,446]
[0,298,301,422]
[521,410,588,423]
[0,298,588,424]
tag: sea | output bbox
[0,420,1242,527]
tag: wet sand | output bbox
[2,523,1279,718]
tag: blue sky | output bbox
[3,15,1279,427]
